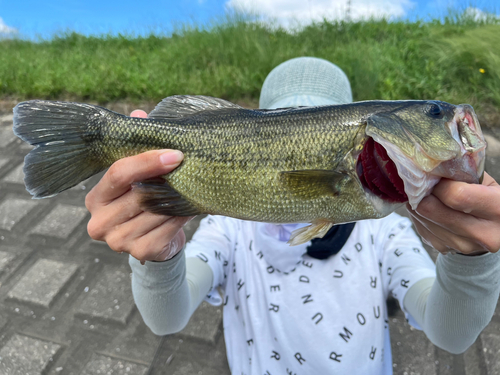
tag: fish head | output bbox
[358,101,486,210]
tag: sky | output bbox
[0,0,498,39]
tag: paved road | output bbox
[0,109,499,375]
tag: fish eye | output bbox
[426,103,443,118]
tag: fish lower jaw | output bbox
[389,154,441,209]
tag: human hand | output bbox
[85,109,191,263]
[407,172,500,256]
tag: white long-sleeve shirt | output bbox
[130,213,500,374]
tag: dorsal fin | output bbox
[149,95,243,119]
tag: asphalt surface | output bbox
[0,107,499,375]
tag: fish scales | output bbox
[92,106,370,223]
[176,110,365,223]
[12,96,486,244]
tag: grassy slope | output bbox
[0,14,499,118]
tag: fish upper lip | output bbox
[426,105,486,184]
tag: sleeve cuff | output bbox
[129,247,186,286]
[436,251,500,298]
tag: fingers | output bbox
[104,214,190,261]
[408,213,456,254]
[431,172,500,220]
[85,149,184,208]
[130,109,148,118]
[132,217,189,261]
[109,211,174,243]
[408,172,500,255]
[414,194,483,238]
[87,190,145,240]
[408,206,489,254]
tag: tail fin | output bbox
[13,100,113,198]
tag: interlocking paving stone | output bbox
[485,134,500,157]
[434,347,460,375]
[31,204,88,239]
[156,335,230,375]
[389,314,436,375]
[464,341,485,375]
[0,251,15,274]
[2,163,24,184]
[181,301,222,344]
[169,363,229,375]
[149,303,227,372]
[80,353,148,375]
[485,133,500,181]
[0,314,7,332]
[0,157,9,170]
[171,362,197,375]
[0,198,38,231]
[77,267,135,324]
[0,114,13,123]
[0,334,61,375]
[7,259,78,308]
[69,180,90,192]
[101,317,162,365]
[0,127,16,148]
[481,332,500,374]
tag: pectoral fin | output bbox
[280,170,349,198]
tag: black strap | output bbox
[306,223,356,259]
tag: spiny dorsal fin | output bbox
[149,95,243,119]
[280,170,349,198]
[134,178,202,216]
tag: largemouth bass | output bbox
[12,96,486,245]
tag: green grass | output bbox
[0,12,499,117]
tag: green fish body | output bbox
[13,96,486,244]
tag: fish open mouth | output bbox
[356,138,408,203]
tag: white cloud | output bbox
[463,7,499,21]
[226,0,415,27]
[0,17,17,34]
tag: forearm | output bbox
[404,252,500,354]
[129,249,213,335]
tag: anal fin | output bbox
[134,178,202,216]
[288,219,334,246]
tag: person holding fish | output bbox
[14,57,500,374]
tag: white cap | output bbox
[259,57,353,109]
